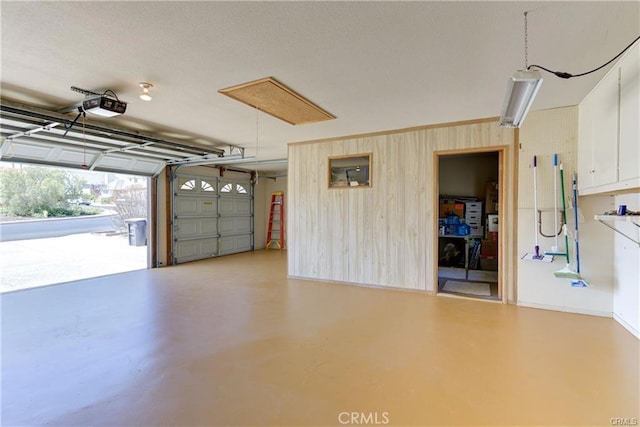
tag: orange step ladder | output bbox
[266,191,285,249]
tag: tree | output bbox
[0,166,86,217]
[112,184,147,229]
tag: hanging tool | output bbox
[570,173,588,287]
[523,155,553,262]
[545,153,566,256]
[554,163,581,280]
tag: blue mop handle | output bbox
[572,173,580,274]
[553,153,557,166]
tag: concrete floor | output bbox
[2,250,638,426]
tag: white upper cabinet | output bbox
[619,42,640,183]
[578,41,640,194]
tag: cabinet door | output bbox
[619,42,639,183]
[590,68,620,187]
[578,95,595,191]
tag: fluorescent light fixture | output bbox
[499,69,543,128]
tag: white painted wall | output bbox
[612,192,640,337]
[517,107,615,317]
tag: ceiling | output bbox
[1,1,638,174]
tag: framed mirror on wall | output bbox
[328,154,372,188]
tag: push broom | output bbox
[554,163,582,280]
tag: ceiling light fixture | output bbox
[499,11,542,128]
[139,82,153,101]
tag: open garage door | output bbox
[0,101,230,176]
[172,173,253,264]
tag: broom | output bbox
[554,163,581,280]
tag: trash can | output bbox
[125,218,147,247]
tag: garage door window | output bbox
[180,178,196,191]
[201,180,215,192]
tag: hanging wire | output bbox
[528,34,640,79]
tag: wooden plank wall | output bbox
[288,120,516,297]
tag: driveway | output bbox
[0,232,147,293]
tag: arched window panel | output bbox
[221,183,233,193]
[179,179,196,191]
[236,184,247,194]
[201,180,215,192]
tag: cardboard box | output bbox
[481,239,498,256]
[485,182,498,213]
[439,199,464,218]
[487,231,498,241]
[480,256,498,271]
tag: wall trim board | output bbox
[512,129,520,304]
[165,166,173,266]
[436,292,503,304]
[517,301,611,318]
[289,116,500,147]
[150,175,157,268]
[613,312,640,339]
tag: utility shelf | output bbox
[594,215,640,246]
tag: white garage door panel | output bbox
[219,198,251,215]
[99,154,164,175]
[219,216,251,235]
[175,218,217,239]
[2,139,99,164]
[219,235,252,256]
[175,238,218,263]
[175,197,218,217]
[1,138,164,176]
[172,174,253,264]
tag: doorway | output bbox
[0,163,149,292]
[436,150,500,300]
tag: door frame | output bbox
[433,145,516,304]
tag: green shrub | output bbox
[0,167,86,217]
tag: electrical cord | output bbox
[102,89,120,100]
[528,35,639,79]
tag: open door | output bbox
[435,150,501,301]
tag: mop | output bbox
[545,153,566,256]
[554,163,582,280]
[570,173,589,287]
[523,155,553,262]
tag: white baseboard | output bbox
[517,301,611,318]
[613,313,640,339]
